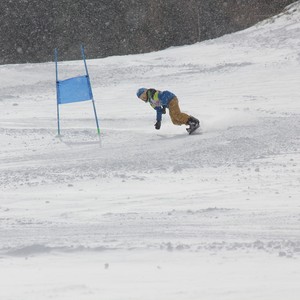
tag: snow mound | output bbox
[260,1,300,25]
[235,0,300,48]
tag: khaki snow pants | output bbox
[168,97,190,125]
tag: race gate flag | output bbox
[55,45,100,136]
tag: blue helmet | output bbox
[136,87,147,98]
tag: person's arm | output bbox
[154,107,163,130]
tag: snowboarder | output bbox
[136,88,200,134]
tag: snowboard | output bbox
[186,123,200,135]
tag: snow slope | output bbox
[0,2,300,299]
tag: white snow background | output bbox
[1,2,300,299]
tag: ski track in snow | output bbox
[0,116,299,187]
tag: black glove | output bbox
[162,106,166,114]
[155,121,161,130]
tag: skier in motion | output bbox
[136,88,200,134]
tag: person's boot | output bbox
[186,116,200,133]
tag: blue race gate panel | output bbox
[57,75,92,104]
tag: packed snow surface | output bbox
[1,2,300,299]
